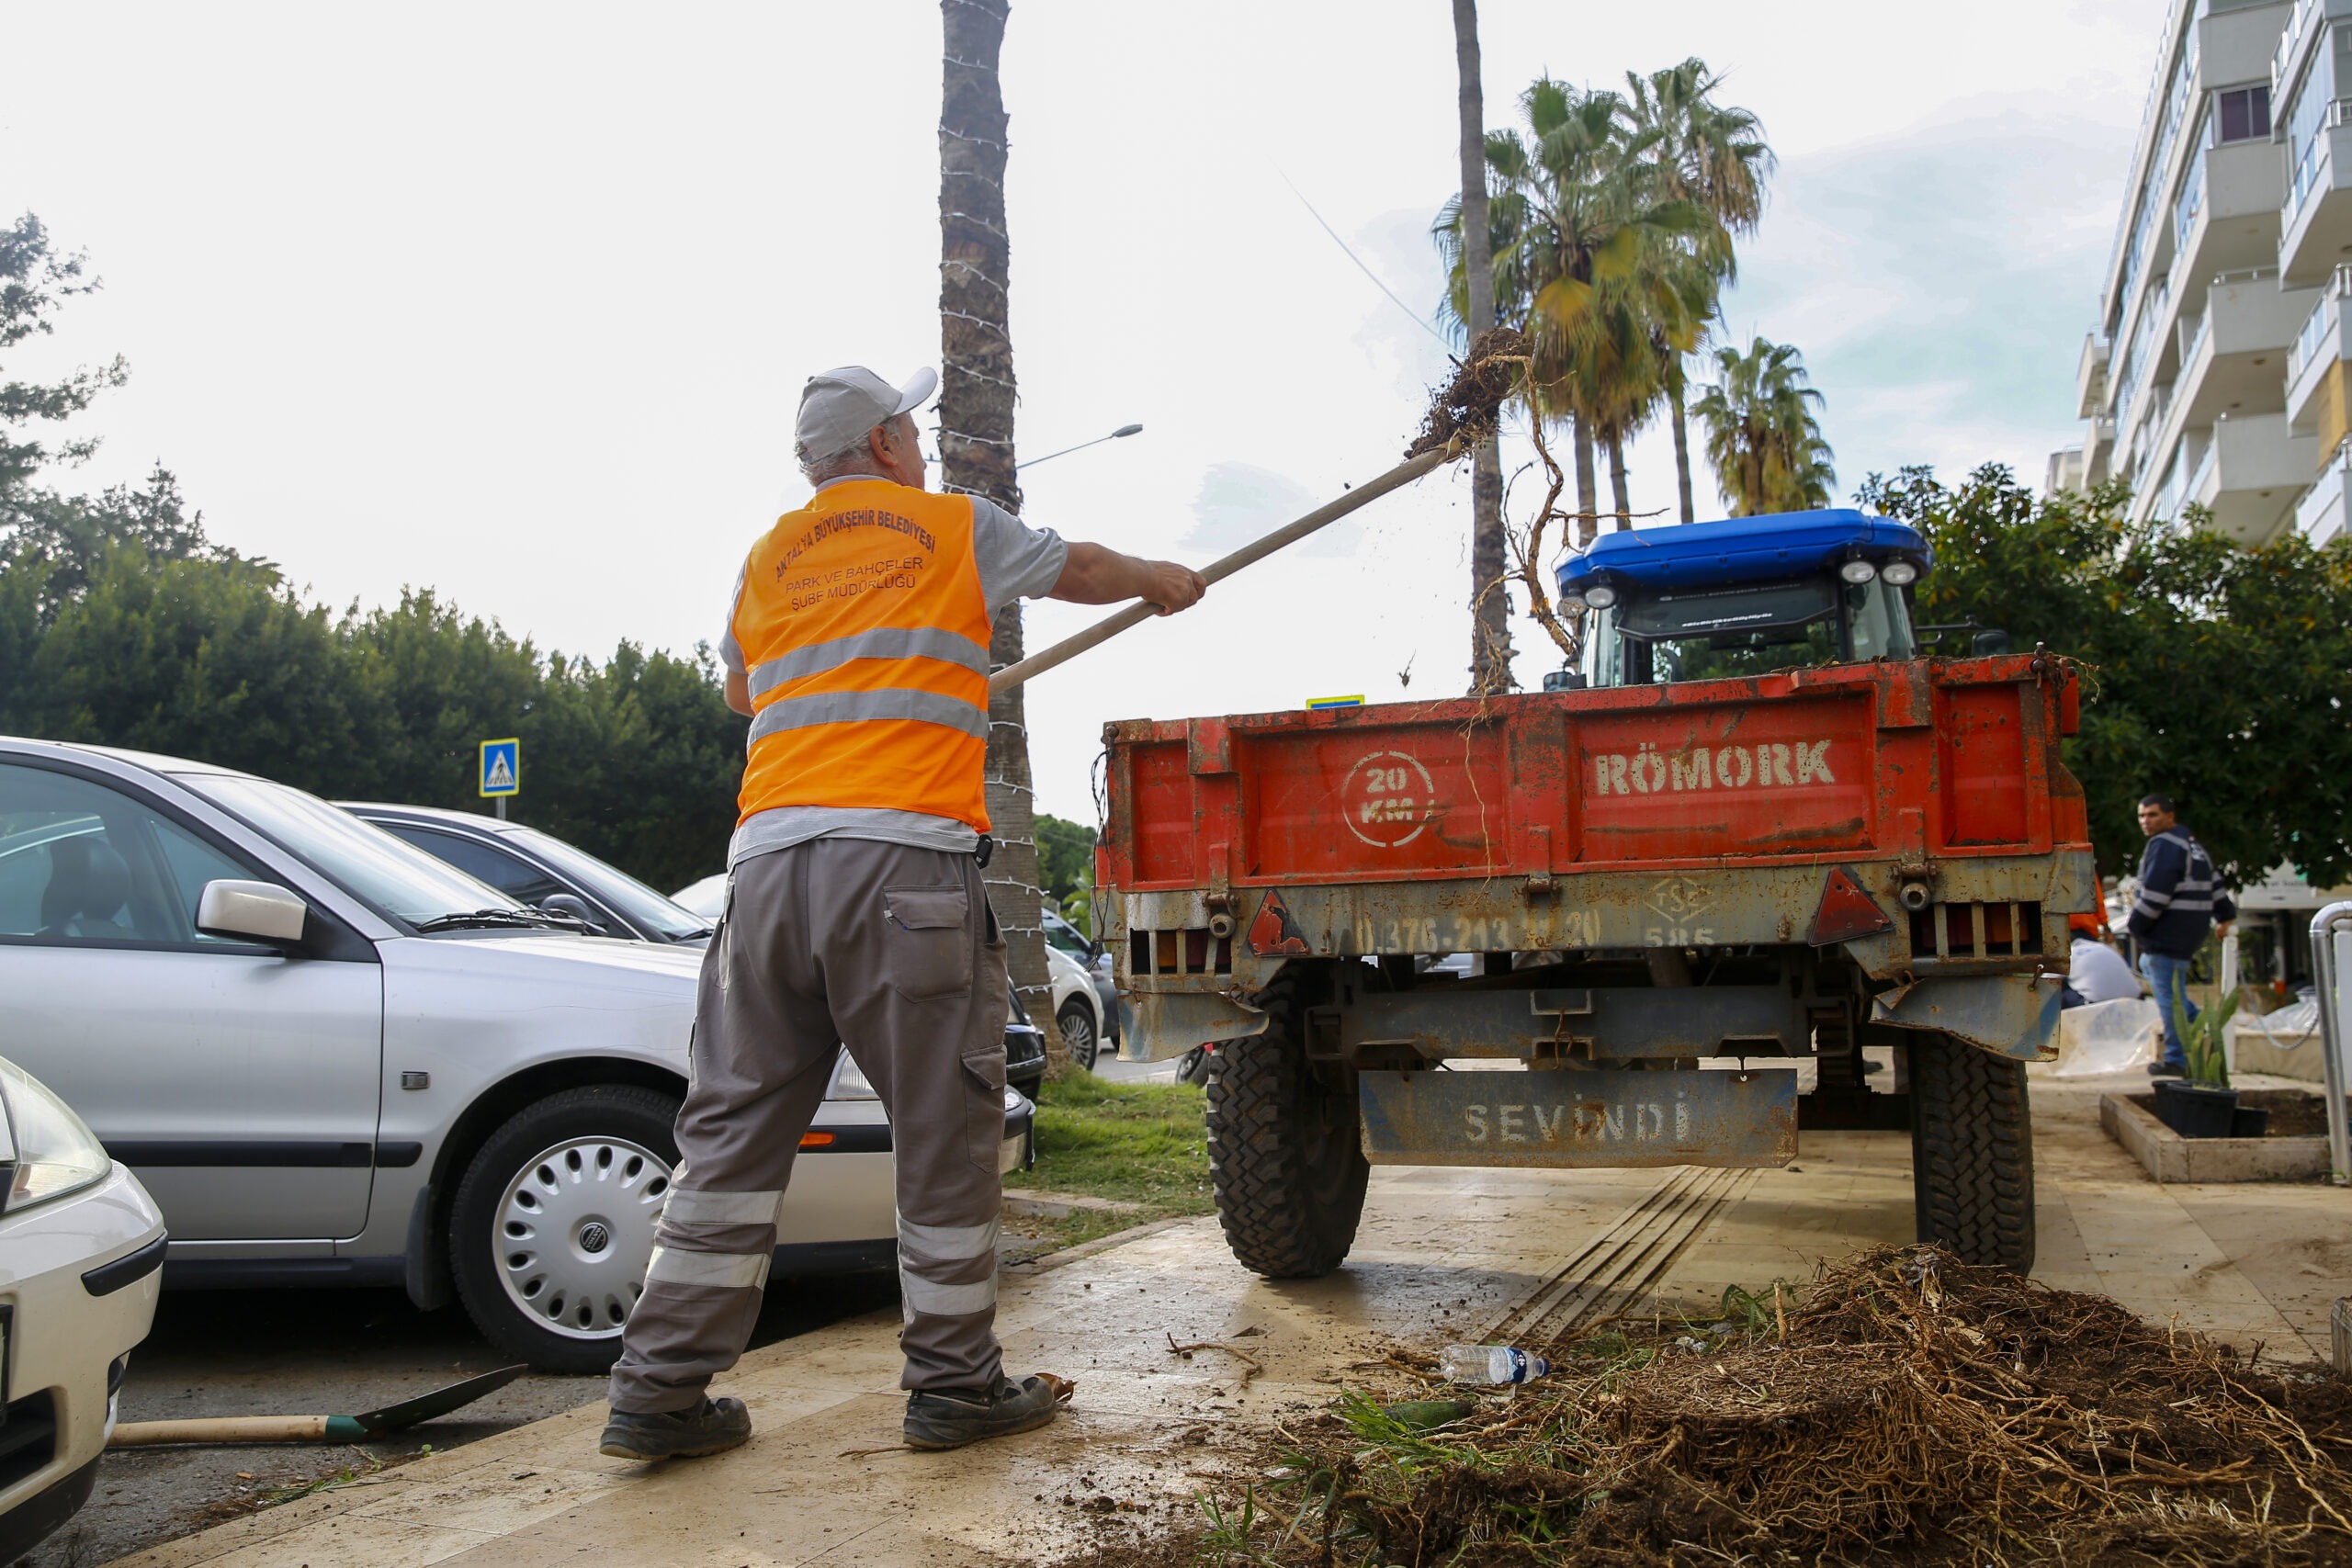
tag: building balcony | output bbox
[2172,269,2313,428]
[2278,105,2352,286]
[2285,265,2352,431]
[2187,412,2316,540]
[2275,0,2352,107]
[2293,437,2352,544]
[2076,333,2110,419]
[2169,140,2288,337]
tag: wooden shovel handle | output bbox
[988,444,1452,696]
[110,1416,334,1447]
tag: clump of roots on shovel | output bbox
[1152,1245,2352,1568]
[1406,326,1530,459]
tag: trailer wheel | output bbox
[1204,968,1367,1279]
[1909,1032,2035,1272]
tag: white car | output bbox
[1046,944,1108,1070]
[0,1055,165,1562]
[673,872,726,921]
[0,739,1031,1374]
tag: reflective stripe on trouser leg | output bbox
[646,1245,772,1290]
[896,1216,999,1321]
[605,847,842,1416]
[662,1188,786,1227]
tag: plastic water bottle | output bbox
[1438,1344,1551,1385]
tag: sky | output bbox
[5,0,2164,834]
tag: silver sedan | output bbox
[0,739,1032,1372]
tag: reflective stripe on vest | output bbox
[729,480,996,830]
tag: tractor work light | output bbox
[1882,558,1919,586]
[1581,581,1619,609]
[1838,558,1879,585]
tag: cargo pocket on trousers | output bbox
[961,1042,1008,1173]
[881,886,973,1000]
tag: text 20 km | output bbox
[1590,739,1835,797]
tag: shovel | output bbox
[108,1363,527,1448]
[989,444,1451,696]
[987,325,1526,697]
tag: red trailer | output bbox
[1096,511,2095,1277]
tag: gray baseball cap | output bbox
[796,365,939,464]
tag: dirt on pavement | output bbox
[1072,1244,2352,1568]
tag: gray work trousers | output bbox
[606,837,1012,1413]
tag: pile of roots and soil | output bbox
[1196,1245,2352,1567]
[1406,326,1529,458]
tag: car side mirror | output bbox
[539,894,606,934]
[196,880,309,945]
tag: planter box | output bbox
[2100,1092,2331,1183]
[2153,1079,2238,1137]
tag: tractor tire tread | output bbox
[1204,969,1367,1280]
[1910,1035,2035,1273]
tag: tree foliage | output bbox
[1436,61,1771,539]
[2,214,130,499]
[0,213,743,894]
[1860,463,2352,886]
[0,537,744,893]
[1692,336,1835,515]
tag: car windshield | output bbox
[181,773,520,928]
[1042,908,1093,954]
[1583,576,1917,687]
[505,826,710,941]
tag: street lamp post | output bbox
[1017,423,1143,471]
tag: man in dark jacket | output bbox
[2126,794,2236,1077]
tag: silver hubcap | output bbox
[493,1135,672,1340]
[1063,1011,1095,1066]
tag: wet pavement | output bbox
[25,1274,898,1568]
[85,1067,2352,1567]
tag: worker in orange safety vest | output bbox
[600,365,1203,1461]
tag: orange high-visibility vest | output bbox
[730,479,994,830]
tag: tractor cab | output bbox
[1553,509,1933,690]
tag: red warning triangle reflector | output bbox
[1810,867,1894,946]
[1248,889,1310,955]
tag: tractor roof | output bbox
[1555,508,1932,599]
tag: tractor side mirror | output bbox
[1973,629,2013,655]
[1543,669,1587,692]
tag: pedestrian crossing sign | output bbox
[479,739,520,797]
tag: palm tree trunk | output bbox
[940,0,1064,1073]
[1572,417,1599,548]
[1669,371,1695,524]
[1605,429,1632,530]
[1453,0,1511,695]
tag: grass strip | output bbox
[1005,1072,1213,1250]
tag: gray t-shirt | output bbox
[720,478,1067,868]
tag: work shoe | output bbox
[2146,1061,2186,1078]
[903,1372,1074,1451]
[598,1396,752,1461]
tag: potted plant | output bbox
[2153,981,2242,1138]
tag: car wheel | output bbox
[448,1085,682,1374]
[1057,1000,1100,1071]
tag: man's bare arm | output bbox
[724,669,752,716]
[1048,542,1206,616]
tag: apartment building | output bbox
[2051,0,2352,549]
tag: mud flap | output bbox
[1871,974,2064,1061]
[1356,1067,1797,1168]
[1119,989,1268,1063]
